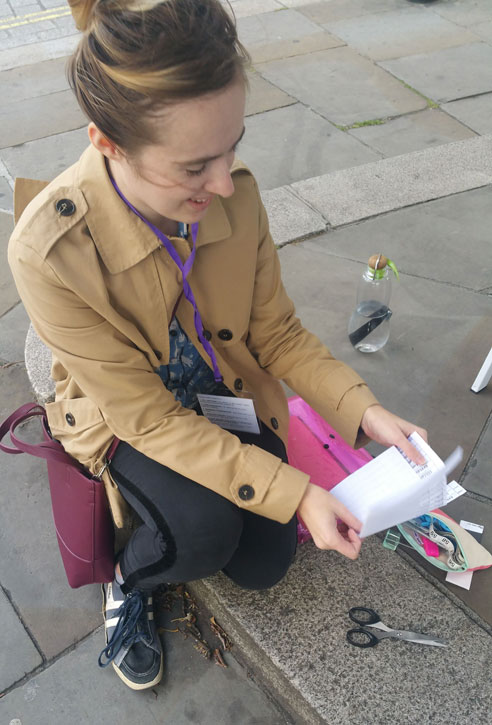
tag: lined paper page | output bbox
[330,433,462,537]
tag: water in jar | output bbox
[348,300,392,353]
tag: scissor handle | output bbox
[348,607,380,626]
[346,628,379,648]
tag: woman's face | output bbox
[106,78,246,231]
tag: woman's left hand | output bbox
[360,404,428,465]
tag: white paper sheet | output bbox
[330,433,463,537]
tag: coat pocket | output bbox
[45,397,110,470]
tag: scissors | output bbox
[346,607,447,648]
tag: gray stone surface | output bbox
[443,93,492,135]
[193,536,492,725]
[258,47,427,127]
[324,6,477,61]
[0,210,17,316]
[242,103,380,189]
[1,126,88,183]
[277,243,492,483]
[0,623,290,724]
[1,56,70,104]
[0,301,30,363]
[291,136,492,226]
[245,70,296,117]
[0,35,79,72]
[297,0,408,24]
[230,0,284,19]
[431,0,492,27]
[0,174,13,212]
[306,186,492,291]
[348,108,476,156]
[0,588,42,693]
[239,9,344,63]
[472,19,492,43]
[461,412,492,498]
[25,323,54,403]
[1,90,86,148]
[0,365,101,660]
[380,42,492,103]
[261,186,326,246]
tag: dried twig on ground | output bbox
[209,616,232,651]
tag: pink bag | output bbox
[287,396,372,543]
[0,403,117,588]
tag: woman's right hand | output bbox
[298,483,362,560]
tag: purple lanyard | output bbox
[110,175,223,383]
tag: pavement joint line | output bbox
[0,158,14,187]
[0,582,46,672]
[394,546,492,638]
[0,621,105,698]
[0,8,71,29]
[459,408,492,483]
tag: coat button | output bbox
[55,199,76,216]
[202,329,212,341]
[238,485,254,501]
[234,378,243,392]
[65,413,75,426]
[271,417,279,430]
[218,329,233,341]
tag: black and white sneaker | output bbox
[98,579,163,690]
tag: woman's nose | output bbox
[204,159,235,198]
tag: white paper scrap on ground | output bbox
[197,394,261,434]
[444,480,467,505]
[330,432,463,538]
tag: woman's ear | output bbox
[88,122,123,160]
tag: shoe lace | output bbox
[98,590,150,668]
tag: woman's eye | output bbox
[186,165,206,177]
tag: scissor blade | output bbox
[391,629,448,647]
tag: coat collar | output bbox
[77,145,234,274]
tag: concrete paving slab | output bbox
[471,19,492,43]
[245,70,296,117]
[348,108,476,156]
[229,0,283,18]
[0,365,101,660]
[380,42,492,103]
[276,244,492,483]
[261,186,326,246]
[295,0,409,24]
[0,588,42,694]
[193,535,492,725]
[250,28,345,64]
[258,47,427,127]
[291,136,492,226]
[461,412,492,498]
[0,301,30,363]
[1,90,86,148]
[431,0,492,27]
[0,35,79,72]
[239,8,344,64]
[324,7,477,61]
[242,103,380,189]
[0,624,290,724]
[25,324,55,403]
[305,186,492,291]
[399,495,492,627]
[0,210,17,316]
[442,93,492,135]
[1,127,88,183]
[0,175,13,213]
[2,57,70,104]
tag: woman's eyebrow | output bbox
[180,126,246,166]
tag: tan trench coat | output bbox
[9,144,378,528]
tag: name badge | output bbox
[197,394,261,434]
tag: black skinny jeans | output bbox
[109,425,297,593]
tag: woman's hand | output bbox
[298,483,362,559]
[360,404,428,464]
